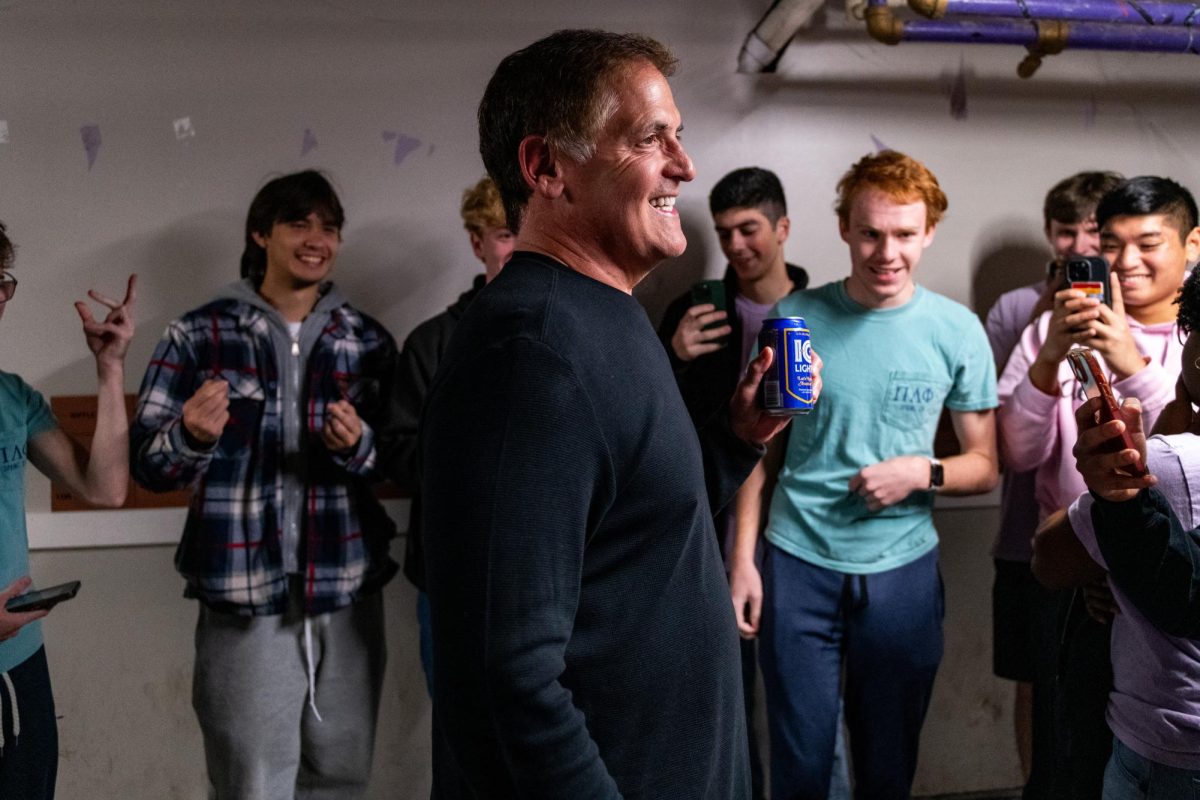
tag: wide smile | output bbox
[649,195,678,217]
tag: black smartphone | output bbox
[690,279,728,335]
[6,580,81,613]
[1064,255,1111,306]
[1066,349,1147,477]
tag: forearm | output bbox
[1092,488,1200,637]
[731,461,767,568]
[998,378,1059,471]
[1031,509,1104,590]
[83,361,130,506]
[939,450,998,496]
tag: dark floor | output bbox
[922,790,1021,800]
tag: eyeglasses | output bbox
[0,272,16,304]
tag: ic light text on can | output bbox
[757,317,814,415]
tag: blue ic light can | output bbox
[758,317,814,415]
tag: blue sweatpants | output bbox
[0,646,57,800]
[760,543,944,800]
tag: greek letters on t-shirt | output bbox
[882,372,947,431]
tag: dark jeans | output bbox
[0,646,58,800]
[760,544,943,800]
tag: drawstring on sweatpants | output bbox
[303,618,323,722]
[0,670,19,751]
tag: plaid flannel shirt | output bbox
[131,294,399,615]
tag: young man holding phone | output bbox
[984,171,1122,797]
[1030,264,1200,798]
[0,222,136,799]
[998,175,1200,796]
[657,166,809,800]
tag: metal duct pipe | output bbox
[865,0,1200,76]
[737,0,826,73]
[909,0,1200,26]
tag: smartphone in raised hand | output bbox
[1067,348,1147,477]
[1065,255,1111,307]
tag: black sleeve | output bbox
[1092,487,1200,638]
[423,339,622,799]
[375,326,440,491]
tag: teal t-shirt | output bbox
[0,371,56,673]
[766,281,997,574]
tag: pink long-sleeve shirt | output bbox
[997,311,1181,520]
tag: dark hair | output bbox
[1096,176,1199,237]
[1043,171,1124,228]
[239,170,345,287]
[709,167,787,224]
[478,29,676,233]
[0,222,12,272]
[1176,265,1200,335]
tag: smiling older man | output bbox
[420,29,808,800]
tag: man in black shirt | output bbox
[421,29,812,799]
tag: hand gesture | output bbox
[322,400,363,453]
[671,303,731,362]
[1082,275,1145,381]
[1071,395,1154,502]
[849,455,927,511]
[0,577,49,641]
[76,274,137,370]
[729,346,824,446]
[182,379,230,446]
[729,558,763,640]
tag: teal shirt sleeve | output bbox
[945,309,999,412]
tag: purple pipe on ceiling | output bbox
[909,0,1200,26]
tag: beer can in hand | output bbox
[758,317,814,415]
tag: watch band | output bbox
[929,457,944,490]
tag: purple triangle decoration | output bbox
[81,124,102,170]
[382,131,422,166]
[950,60,967,120]
[870,134,890,153]
[301,128,318,157]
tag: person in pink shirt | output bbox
[998,175,1200,797]
[985,171,1122,798]
[1031,264,1200,798]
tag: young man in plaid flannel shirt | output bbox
[131,170,398,798]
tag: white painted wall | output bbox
[4,0,1198,795]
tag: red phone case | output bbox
[1067,348,1147,477]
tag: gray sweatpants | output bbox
[192,589,386,800]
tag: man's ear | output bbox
[251,231,267,249]
[1184,225,1200,264]
[518,134,564,199]
[775,215,791,245]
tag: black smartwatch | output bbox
[929,457,944,490]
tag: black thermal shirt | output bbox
[421,252,759,799]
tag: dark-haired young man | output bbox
[657,167,809,800]
[1032,264,1200,798]
[985,171,1122,796]
[1000,175,1200,797]
[131,170,398,798]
